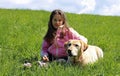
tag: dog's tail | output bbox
[96,47,103,59]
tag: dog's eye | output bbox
[74,44,79,47]
[68,44,71,46]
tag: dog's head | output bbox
[64,40,88,57]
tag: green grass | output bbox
[0,9,120,76]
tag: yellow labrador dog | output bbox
[64,40,103,66]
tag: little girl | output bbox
[39,9,88,66]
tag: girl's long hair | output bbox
[44,9,69,44]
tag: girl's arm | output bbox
[69,28,88,44]
[41,40,51,57]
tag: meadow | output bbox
[0,9,120,76]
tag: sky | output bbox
[0,0,120,16]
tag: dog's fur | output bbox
[64,40,103,66]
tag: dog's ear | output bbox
[64,41,69,49]
[79,40,88,52]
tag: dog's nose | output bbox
[68,49,72,56]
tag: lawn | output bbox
[0,9,120,76]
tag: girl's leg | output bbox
[48,52,55,61]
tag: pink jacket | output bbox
[41,28,88,58]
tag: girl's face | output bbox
[52,14,63,29]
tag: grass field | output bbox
[0,9,120,76]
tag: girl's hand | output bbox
[42,55,49,62]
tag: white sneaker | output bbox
[37,61,48,67]
[23,62,32,68]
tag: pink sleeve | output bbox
[41,40,51,57]
[69,28,88,44]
